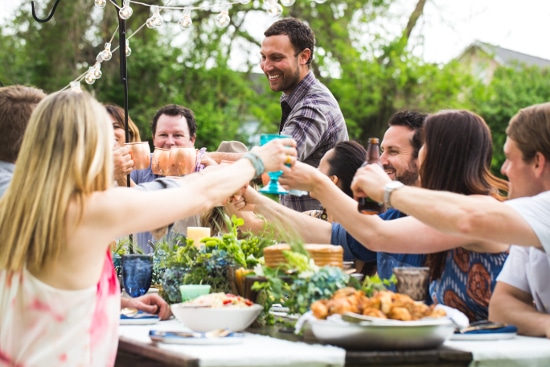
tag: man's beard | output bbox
[395,163,419,186]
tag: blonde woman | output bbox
[0,91,296,367]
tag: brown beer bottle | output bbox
[357,137,383,214]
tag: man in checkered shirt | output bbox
[260,17,349,212]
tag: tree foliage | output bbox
[1,0,548,169]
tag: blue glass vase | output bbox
[121,254,153,298]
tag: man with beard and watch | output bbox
[227,111,427,283]
[260,17,348,212]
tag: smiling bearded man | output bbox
[260,17,348,212]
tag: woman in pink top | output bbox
[0,91,297,367]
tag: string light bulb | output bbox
[215,6,230,28]
[267,1,283,17]
[85,67,96,85]
[146,5,164,29]
[119,0,133,20]
[70,81,82,93]
[178,9,192,30]
[94,0,106,8]
[92,63,102,79]
[280,0,295,6]
[239,0,251,4]
[125,39,132,57]
[100,42,112,61]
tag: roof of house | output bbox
[459,40,550,68]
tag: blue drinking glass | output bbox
[121,254,153,298]
[259,134,289,195]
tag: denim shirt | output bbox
[330,208,427,286]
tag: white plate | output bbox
[149,330,244,345]
[451,332,516,341]
[310,316,455,350]
[120,309,159,325]
[120,317,159,325]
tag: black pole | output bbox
[115,1,130,187]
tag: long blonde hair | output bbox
[0,91,113,271]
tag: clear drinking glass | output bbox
[121,254,153,298]
[259,134,289,195]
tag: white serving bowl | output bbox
[171,303,263,332]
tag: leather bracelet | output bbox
[241,152,265,178]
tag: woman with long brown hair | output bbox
[233,109,509,322]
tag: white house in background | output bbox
[456,40,550,84]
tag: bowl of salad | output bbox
[171,292,263,332]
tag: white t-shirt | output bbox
[497,191,550,313]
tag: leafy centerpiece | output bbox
[152,215,276,304]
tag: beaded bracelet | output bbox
[241,152,265,178]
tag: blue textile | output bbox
[330,209,427,283]
[429,248,508,322]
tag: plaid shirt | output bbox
[279,71,348,212]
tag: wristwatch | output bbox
[384,181,404,208]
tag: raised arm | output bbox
[74,138,298,248]
[226,186,333,244]
[351,163,541,249]
[280,162,509,254]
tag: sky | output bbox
[2,0,550,64]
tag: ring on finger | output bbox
[285,155,292,165]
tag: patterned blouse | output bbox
[0,251,120,367]
[429,247,508,322]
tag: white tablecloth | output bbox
[446,335,550,367]
[119,320,346,367]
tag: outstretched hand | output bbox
[279,161,321,193]
[351,163,392,203]
[253,137,297,174]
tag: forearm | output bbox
[490,284,550,338]
[251,192,332,243]
[390,186,541,248]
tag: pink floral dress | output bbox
[0,251,120,367]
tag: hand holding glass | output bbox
[259,134,289,195]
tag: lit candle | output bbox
[186,227,211,248]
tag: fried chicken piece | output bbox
[311,300,329,319]
[375,290,394,315]
[426,305,447,318]
[332,287,358,299]
[388,306,412,321]
[327,297,360,315]
[362,307,387,319]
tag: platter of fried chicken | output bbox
[308,288,455,350]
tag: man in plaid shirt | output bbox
[260,17,349,212]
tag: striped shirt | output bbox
[279,71,348,212]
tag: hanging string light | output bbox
[178,8,193,30]
[70,81,82,93]
[265,0,283,17]
[92,62,102,79]
[146,5,164,29]
[84,67,96,85]
[119,0,133,20]
[99,42,112,61]
[66,0,298,91]
[215,6,231,28]
[125,39,132,57]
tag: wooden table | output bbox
[116,324,472,367]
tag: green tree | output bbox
[471,64,550,174]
